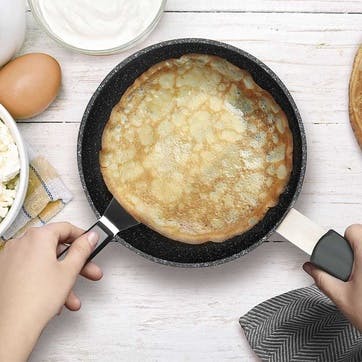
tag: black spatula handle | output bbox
[57,220,114,262]
[311,230,354,282]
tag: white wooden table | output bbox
[22,1,362,360]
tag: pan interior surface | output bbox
[78,39,306,266]
[100,53,294,245]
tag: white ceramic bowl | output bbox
[28,0,167,55]
[0,104,29,237]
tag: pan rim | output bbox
[77,38,307,267]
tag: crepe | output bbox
[349,46,362,148]
[100,54,293,244]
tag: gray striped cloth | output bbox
[239,286,362,361]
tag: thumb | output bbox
[303,262,347,306]
[63,231,99,276]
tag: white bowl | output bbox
[0,104,29,237]
[28,0,167,55]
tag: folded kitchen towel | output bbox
[239,285,362,362]
[1,147,72,240]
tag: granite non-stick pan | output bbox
[74,39,353,280]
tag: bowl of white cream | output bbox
[28,0,166,55]
[0,104,29,238]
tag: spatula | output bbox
[58,198,139,261]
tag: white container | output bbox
[0,0,26,67]
[0,104,29,237]
[29,0,166,55]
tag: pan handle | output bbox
[311,230,353,282]
[58,219,115,262]
[276,208,354,282]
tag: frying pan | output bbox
[72,39,353,280]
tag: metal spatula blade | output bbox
[100,198,139,234]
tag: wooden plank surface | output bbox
[165,0,362,13]
[14,1,362,361]
[26,1,362,13]
[29,241,310,362]
[21,12,362,126]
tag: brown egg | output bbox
[0,53,61,119]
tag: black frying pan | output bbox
[75,39,353,279]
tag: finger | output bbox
[65,291,81,311]
[303,262,347,306]
[57,234,92,257]
[345,224,362,259]
[62,231,99,276]
[43,222,84,245]
[80,261,103,281]
[344,224,362,277]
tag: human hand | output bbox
[303,224,362,331]
[0,222,103,361]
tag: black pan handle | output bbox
[58,220,115,262]
[310,230,354,282]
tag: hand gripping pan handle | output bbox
[58,219,115,262]
[276,208,354,281]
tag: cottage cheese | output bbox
[0,120,20,221]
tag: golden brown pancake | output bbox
[349,46,362,148]
[100,54,293,244]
